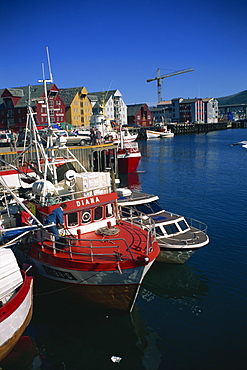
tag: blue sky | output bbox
[1,0,246,105]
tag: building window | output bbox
[74,101,78,105]
[56,100,61,105]
[8,110,14,117]
[8,118,14,126]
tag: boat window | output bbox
[136,204,152,214]
[121,206,130,217]
[164,223,179,235]
[121,206,138,217]
[149,201,163,213]
[178,219,189,231]
[155,226,164,236]
[94,206,103,221]
[81,209,91,224]
[128,206,139,216]
[67,212,78,227]
[106,204,113,217]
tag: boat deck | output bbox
[157,226,209,248]
[33,220,155,265]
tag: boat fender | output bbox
[82,211,91,223]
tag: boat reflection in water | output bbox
[0,335,42,370]
[29,293,146,369]
[129,262,210,370]
[119,171,141,190]
[140,261,209,301]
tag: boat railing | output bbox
[118,206,156,254]
[34,208,156,259]
[185,217,208,234]
[36,229,151,262]
[122,142,139,150]
[36,232,131,261]
[157,216,208,246]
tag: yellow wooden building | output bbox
[59,87,92,127]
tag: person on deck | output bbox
[10,131,18,151]
[95,128,101,144]
[45,203,67,247]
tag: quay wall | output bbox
[136,121,246,139]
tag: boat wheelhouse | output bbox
[117,189,209,264]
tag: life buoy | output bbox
[82,211,91,223]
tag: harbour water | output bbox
[24,129,247,369]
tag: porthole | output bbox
[82,210,91,223]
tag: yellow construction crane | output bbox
[147,68,194,103]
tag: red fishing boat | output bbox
[23,177,159,312]
[117,142,141,174]
[0,248,33,362]
[117,127,141,173]
[2,55,159,313]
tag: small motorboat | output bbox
[146,130,161,139]
[117,189,209,264]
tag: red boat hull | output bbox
[118,155,141,173]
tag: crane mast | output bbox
[147,68,194,103]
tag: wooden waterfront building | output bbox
[58,86,92,128]
[127,104,153,127]
[0,84,66,132]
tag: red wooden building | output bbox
[127,104,153,127]
[0,84,66,132]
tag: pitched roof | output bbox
[0,84,56,108]
[88,90,120,104]
[127,104,146,116]
[58,87,83,106]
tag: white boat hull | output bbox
[0,262,33,361]
[27,257,155,312]
[160,132,174,138]
[146,130,161,139]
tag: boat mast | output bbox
[38,46,58,185]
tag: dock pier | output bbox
[136,120,246,139]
